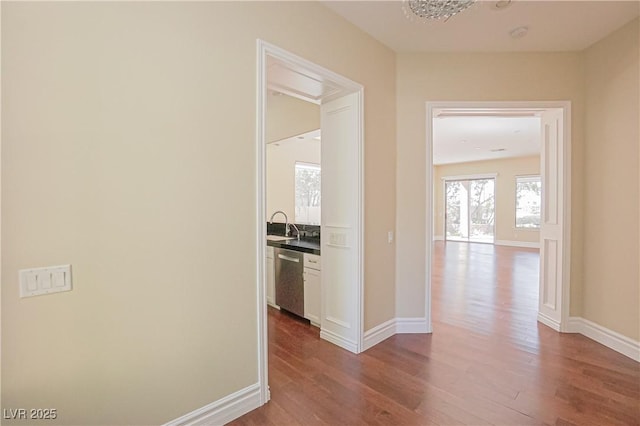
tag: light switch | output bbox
[329,232,348,247]
[53,271,66,287]
[40,272,52,289]
[19,265,72,298]
[27,274,38,291]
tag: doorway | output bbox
[257,41,365,404]
[444,177,495,244]
[426,102,572,338]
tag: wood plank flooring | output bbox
[231,242,640,425]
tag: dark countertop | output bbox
[266,237,321,255]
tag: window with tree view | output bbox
[445,178,495,243]
[295,162,321,225]
[516,176,542,229]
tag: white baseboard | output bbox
[537,312,561,331]
[362,317,432,351]
[495,240,540,249]
[566,317,640,362]
[320,328,359,353]
[363,318,396,351]
[165,383,261,426]
[266,300,279,309]
[396,317,431,333]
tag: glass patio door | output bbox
[445,178,495,243]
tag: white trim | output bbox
[441,173,498,181]
[425,103,434,336]
[426,101,571,336]
[537,312,561,331]
[565,317,582,332]
[320,328,359,353]
[363,319,396,351]
[396,317,432,333]
[165,383,261,426]
[357,88,366,354]
[362,317,432,351]
[566,317,640,362]
[257,40,366,400]
[495,240,540,249]
[559,103,572,332]
[433,235,444,241]
[256,40,270,407]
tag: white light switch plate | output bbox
[19,265,72,298]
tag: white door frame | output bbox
[426,101,572,334]
[256,40,365,405]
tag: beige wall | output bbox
[434,156,540,244]
[583,18,639,341]
[396,52,585,318]
[1,2,396,424]
[266,93,319,143]
[266,139,321,222]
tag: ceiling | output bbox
[322,1,639,52]
[433,114,541,165]
[268,129,321,146]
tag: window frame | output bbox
[294,161,321,225]
[515,174,542,230]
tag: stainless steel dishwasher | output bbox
[274,248,304,317]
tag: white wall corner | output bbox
[363,318,396,351]
[165,383,262,426]
[537,312,561,331]
[320,328,360,354]
[495,240,540,249]
[396,317,431,334]
[564,316,583,333]
[565,317,640,362]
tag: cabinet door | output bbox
[266,253,277,307]
[304,268,321,326]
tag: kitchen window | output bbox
[295,162,321,225]
[516,176,542,229]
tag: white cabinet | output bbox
[266,246,277,308]
[303,253,321,326]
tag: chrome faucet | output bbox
[289,223,301,241]
[269,210,300,240]
[269,210,290,236]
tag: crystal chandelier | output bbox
[404,0,475,21]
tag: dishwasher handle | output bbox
[278,253,300,262]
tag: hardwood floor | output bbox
[231,242,640,425]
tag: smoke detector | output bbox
[493,0,512,10]
[509,26,529,39]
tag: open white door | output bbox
[320,92,362,353]
[538,109,565,330]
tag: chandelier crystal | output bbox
[405,0,475,21]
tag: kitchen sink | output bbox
[266,235,295,242]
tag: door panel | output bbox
[538,109,564,328]
[320,92,361,353]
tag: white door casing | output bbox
[319,92,363,353]
[538,108,565,330]
[257,40,365,406]
[425,101,571,336]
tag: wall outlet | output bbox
[19,265,72,298]
[388,231,394,244]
